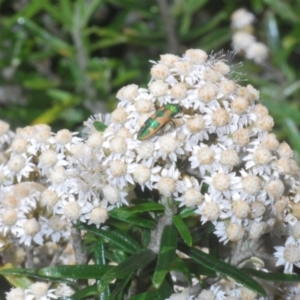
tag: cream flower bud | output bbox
[221,149,239,167]
[39,149,57,167]
[231,96,249,115]
[236,86,250,98]
[117,127,132,139]
[7,154,26,172]
[135,99,154,114]
[149,80,168,97]
[158,135,178,154]
[111,107,128,124]
[231,8,255,29]
[291,202,300,219]
[226,223,245,241]
[240,286,257,300]
[198,83,217,103]
[196,146,215,165]
[23,218,40,236]
[30,282,49,298]
[249,222,266,239]
[261,133,279,150]
[184,189,203,207]
[245,42,268,64]
[55,129,72,145]
[184,49,208,64]
[150,63,170,80]
[35,125,52,143]
[275,157,291,175]
[174,61,192,76]
[284,244,300,264]
[103,185,121,205]
[157,177,176,196]
[213,61,230,75]
[133,165,150,185]
[110,160,127,177]
[242,174,261,195]
[89,207,109,226]
[246,84,260,101]
[41,189,59,207]
[110,136,127,154]
[203,68,220,83]
[253,103,268,117]
[2,208,18,226]
[137,141,154,159]
[232,31,255,52]
[232,128,250,146]
[49,166,66,184]
[170,82,187,100]
[212,108,229,127]
[202,201,220,221]
[256,115,274,131]
[187,115,205,133]
[232,200,250,219]
[277,142,294,158]
[219,79,236,95]
[10,137,27,153]
[292,222,300,239]
[253,147,272,165]
[266,180,284,200]
[159,54,180,66]
[116,84,138,102]
[64,202,81,220]
[87,132,104,148]
[213,173,230,191]
[250,201,266,219]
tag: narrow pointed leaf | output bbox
[173,215,192,247]
[244,268,300,282]
[179,246,266,296]
[77,224,141,254]
[100,249,156,291]
[152,225,177,288]
[116,203,164,213]
[39,265,112,279]
[71,285,98,300]
[108,210,156,229]
[178,206,197,218]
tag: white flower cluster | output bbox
[231,8,269,64]
[1,48,300,298]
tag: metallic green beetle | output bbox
[137,104,182,140]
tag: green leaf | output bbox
[71,285,99,300]
[115,203,164,213]
[94,121,107,132]
[107,275,134,300]
[179,246,266,296]
[108,210,156,229]
[0,264,32,289]
[264,0,299,23]
[191,222,215,243]
[99,249,156,291]
[152,225,177,288]
[178,206,197,218]
[0,266,75,286]
[39,265,112,279]
[173,215,192,247]
[94,240,110,299]
[77,224,141,254]
[244,268,300,282]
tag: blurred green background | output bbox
[0,0,300,159]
